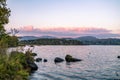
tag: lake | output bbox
[21,45,120,80]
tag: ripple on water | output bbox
[29,45,120,80]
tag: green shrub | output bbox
[0,51,30,80]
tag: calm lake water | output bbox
[13,45,120,80]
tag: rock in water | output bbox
[36,58,42,62]
[43,59,47,62]
[29,62,38,71]
[71,58,82,62]
[54,57,64,63]
[65,55,72,62]
[117,56,120,58]
[65,54,82,62]
[27,60,38,71]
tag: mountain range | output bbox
[19,36,120,45]
[19,36,56,41]
[19,36,120,41]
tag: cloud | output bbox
[20,25,33,31]
[17,26,120,38]
[37,27,112,35]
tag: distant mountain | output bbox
[18,36,39,41]
[39,36,56,39]
[74,36,120,45]
[75,36,98,41]
[19,36,56,41]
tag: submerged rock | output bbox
[65,54,82,62]
[43,59,47,62]
[36,58,42,62]
[54,57,64,63]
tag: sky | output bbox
[5,0,120,38]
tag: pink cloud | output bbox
[19,26,112,34]
[20,25,34,31]
[38,27,111,34]
[18,26,118,38]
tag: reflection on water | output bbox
[14,45,120,80]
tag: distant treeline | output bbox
[81,38,120,45]
[19,38,120,45]
[19,39,83,45]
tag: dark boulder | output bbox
[36,58,42,62]
[117,56,120,58]
[65,55,72,62]
[29,62,38,71]
[54,57,64,63]
[43,59,47,62]
[27,60,38,71]
[65,54,82,62]
[31,53,37,56]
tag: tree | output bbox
[8,36,19,47]
[0,0,10,40]
[10,28,19,36]
[0,0,10,53]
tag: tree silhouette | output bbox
[10,28,19,36]
[0,0,10,40]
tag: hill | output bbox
[18,36,56,41]
[75,36,98,41]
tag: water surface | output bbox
[27,45,120,80]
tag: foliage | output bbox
[0,0,31,80]
[0,0,16,48]
[8,36,19,47]
[0,0,18,47]
[0,34,10,54]
[25,49,34,63]
[0,51,30,80]
[0,0,10,40]
[0,35,19,48]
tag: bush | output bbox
[0,51,29,80]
